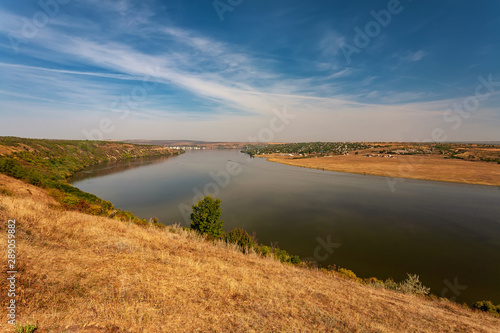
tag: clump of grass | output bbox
[15,318,38,333]
[0,186,14,196]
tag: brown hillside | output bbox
[1,174,499,332]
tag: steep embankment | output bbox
[0,137,181,223]
[1,174,499,332]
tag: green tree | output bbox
[190,195,224,238]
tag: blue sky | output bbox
[0,0,499,141]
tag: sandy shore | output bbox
[257,154,500,186]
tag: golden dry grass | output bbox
[260,154,500,186]
[1,174,499,332]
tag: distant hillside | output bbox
[0,137,181,224]
[1,174,499,332]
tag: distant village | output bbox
[167,146,206,150]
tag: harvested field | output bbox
[259,154,500,186]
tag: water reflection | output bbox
[70,156,172,182]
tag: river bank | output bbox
[256,154,500,186]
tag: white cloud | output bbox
[405,50,429,62]
[1,6,497,141]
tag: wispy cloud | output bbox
[404,50,429,62]
[0,1,498,141]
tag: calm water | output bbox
[70,150,500,304]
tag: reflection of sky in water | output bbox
[71,150,500,305]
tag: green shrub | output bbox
[62,195,80,207]
[364,277,384,288]
[258,245,272,257]
[134,219,150,227]
[338,268,358,280]
[289,255,301,265]
[399,273,430,296]
[89,204,104,215]
[190,196,224,239]
[255,244,301,265]
[274,249,290,262]
[472,300,500,315]
[15,321,37,333]
[383,278,400,291]
[225,228,255,252]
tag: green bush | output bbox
[472,300,500,315]
[258,245,272,257]
[338,268,358,280]
[363,277,384,288]
[383,278,400,291]
[134,219,150,227]
[225,228,255,252]
[190,196,224,239]
[254,244,301,264]
[89,204,104,215]
[274,249,290,262]
[62,195,80,207]
[289,255,301,265]
[15,322,37,333]
[399,273,430,296]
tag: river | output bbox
[70,149,500,305]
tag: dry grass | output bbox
[1,174,499,332]
[260,154,500,186]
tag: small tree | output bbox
[190,195,224,239]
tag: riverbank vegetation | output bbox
[1,174,499,332]
[187,196,500,317]
[244,142,500,164]
[189,195,301,265]
[244,141,373,156]
[0,137,181,226]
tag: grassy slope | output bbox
[0,137,181,224]
[1,174,500,332]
